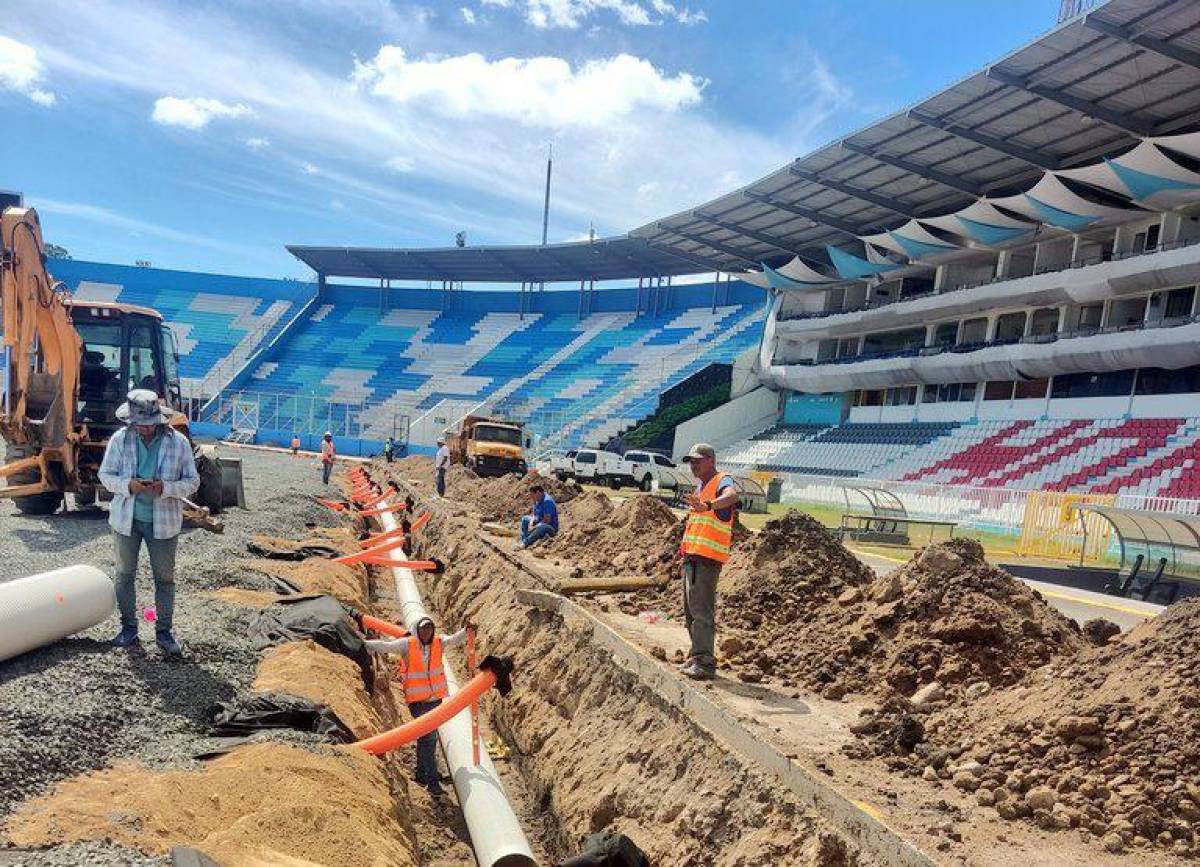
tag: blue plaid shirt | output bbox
[98,425,200,539]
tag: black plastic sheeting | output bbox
[207,692,356,743]
[249,595,374,690]
[559,831,650,867]
[245,539,344,560]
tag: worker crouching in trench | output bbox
[365,616,472,795]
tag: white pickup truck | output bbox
[606,450,685,491]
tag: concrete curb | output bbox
[512,585,937,867]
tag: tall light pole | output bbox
[541,143,552,246]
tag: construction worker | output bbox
[517,483,558,549]
[384,435,396,463]
[290,435,300,456]
[434,437,450,497]
[364,617,469,795]
[678,443,740,681]
[320,431,336,484]
[98,389,200,657]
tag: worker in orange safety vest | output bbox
[677,443,741,681]
[365,616,468,794]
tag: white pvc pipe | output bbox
[378,506,537,867]
[0,565,115,663]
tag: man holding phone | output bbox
[98,389,200,656]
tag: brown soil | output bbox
[244,557,369,608]
[718,533,1081,697]
[543,493,680,584]
[203,587,283,608]
[863,598,1200,858]
[410,508,879,866]
[254,640,384,740]
[2,742,420,866]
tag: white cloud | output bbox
[460,7,477,24]
[354,48,704,127]
[152,96,251,129]
[300,161,320,174]
[331,198,346,210]
[34,196,259,257]
[522,0,705,28]
[0,35,56,105]
[244,136,270,150]
[480,0,511,5]
[11,1,827,253]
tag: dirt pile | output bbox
[445,468,582,522]
[546,493,680,583]
[2,743,420,866]
[721,535,1081,696]
[871,598,1200,857]
[253,640,384,739]
[245,557,369,608]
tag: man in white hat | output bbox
[320,431,336,484]
[434,436,450,497]
[98,389,199,656]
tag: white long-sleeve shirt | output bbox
[434,445,450,470]
[366,629,467,669]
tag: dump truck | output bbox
[447,415,528,477]
[0,205,241,521]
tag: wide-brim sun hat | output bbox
[115,389,173,425]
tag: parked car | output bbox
[611,450,684,491]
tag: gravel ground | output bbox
[0,448,340,864]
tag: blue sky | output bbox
[0,0,1056,279]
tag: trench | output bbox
[395,486,885,867]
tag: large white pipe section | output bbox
[378,507,537,867]
[0,565,115,663]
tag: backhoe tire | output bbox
[73,486,98,508]
[5,446,65,516]
[13,490,65,516]
[194,452,224,513]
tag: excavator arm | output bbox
[1,207,84,497]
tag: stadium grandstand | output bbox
[40,0,1200,516]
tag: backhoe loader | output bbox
[1,205,240,523]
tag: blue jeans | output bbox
[322,461,333,484]
[409,699,443,786]
[113,519,179,632]
[520,515,557,548]
[436,468,446,496]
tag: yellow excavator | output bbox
[1,205,240,520]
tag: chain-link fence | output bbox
[192,389,409,444]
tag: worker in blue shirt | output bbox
[517,483,558,549]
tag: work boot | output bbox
[680,661,713,681]
[111,625,139,647]
[155,630,183,658]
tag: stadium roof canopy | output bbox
[287,236,705,283]
[291,0,1200,283]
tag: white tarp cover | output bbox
[992,174,1137,225]
[1153,131,1200,162]
[1058,141,1200,208]
[778,256,837,284]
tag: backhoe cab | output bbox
[1,205,234,518]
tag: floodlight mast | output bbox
[541,143,552,246]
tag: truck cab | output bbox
[451,415,529,477]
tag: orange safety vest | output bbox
[680,473,736,564]
[399,636,448,703]
[321,440,336,464]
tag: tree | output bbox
[44,243,71,260]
